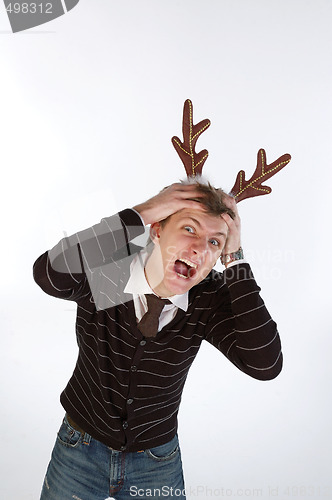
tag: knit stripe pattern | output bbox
[33,209,282,452]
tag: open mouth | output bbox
[174,258,198,279]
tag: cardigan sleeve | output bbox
[204,263,282,381]
[33,209,145,301]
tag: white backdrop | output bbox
[1,1,331,499]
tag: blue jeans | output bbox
[40,415,186,500]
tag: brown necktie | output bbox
[137,294,171,337]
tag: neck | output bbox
[143,267,173,299]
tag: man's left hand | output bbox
[220,194,241,255]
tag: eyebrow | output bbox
[181,217,227,238]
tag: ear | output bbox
[150,222,162,243]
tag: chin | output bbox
[163,272,200,296]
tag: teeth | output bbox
[176,272,189,279]
[178,258,197,269]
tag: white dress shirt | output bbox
[124,249,189,332]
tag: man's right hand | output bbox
[132,183,206,225]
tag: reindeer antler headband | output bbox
[172,99,291,203]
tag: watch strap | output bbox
[220,246,244,266]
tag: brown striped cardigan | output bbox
[33,208,282,452]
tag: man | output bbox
[34,181,282,500]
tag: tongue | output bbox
[174,260,189,277]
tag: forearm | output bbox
[48,209,144,273]
[224,263,282,379]
[33,208,145,299]
[206,263,282,380]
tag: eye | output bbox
[209,239,220,247]
[184,226,195,234]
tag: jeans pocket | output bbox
[56,416,83,448]
[145,435,179,462]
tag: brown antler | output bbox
[230,149,291,203]
[172,99,211,177]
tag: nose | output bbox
[190,238,209,256]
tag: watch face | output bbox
[235,248,244,260]
[221,247,244,265]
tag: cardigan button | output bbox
[131,365,137,372]
[127,398,134,405]
[122,421,128,430]
[140,340,147,346]
[120,445,126,451]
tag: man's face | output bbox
[145,208,229,297]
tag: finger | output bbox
[222,200,240,222]
[220,213,234,224]
[178,200,207,210]
[162,183,198,192]
[175,192,206,203]
[222,191,236,203]
[175,186,207,196]
[170,182,203,189]
[172,200,208,214]
[221,212,240,230]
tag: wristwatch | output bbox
[220,246,244,266]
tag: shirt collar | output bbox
[124,248,188,312]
